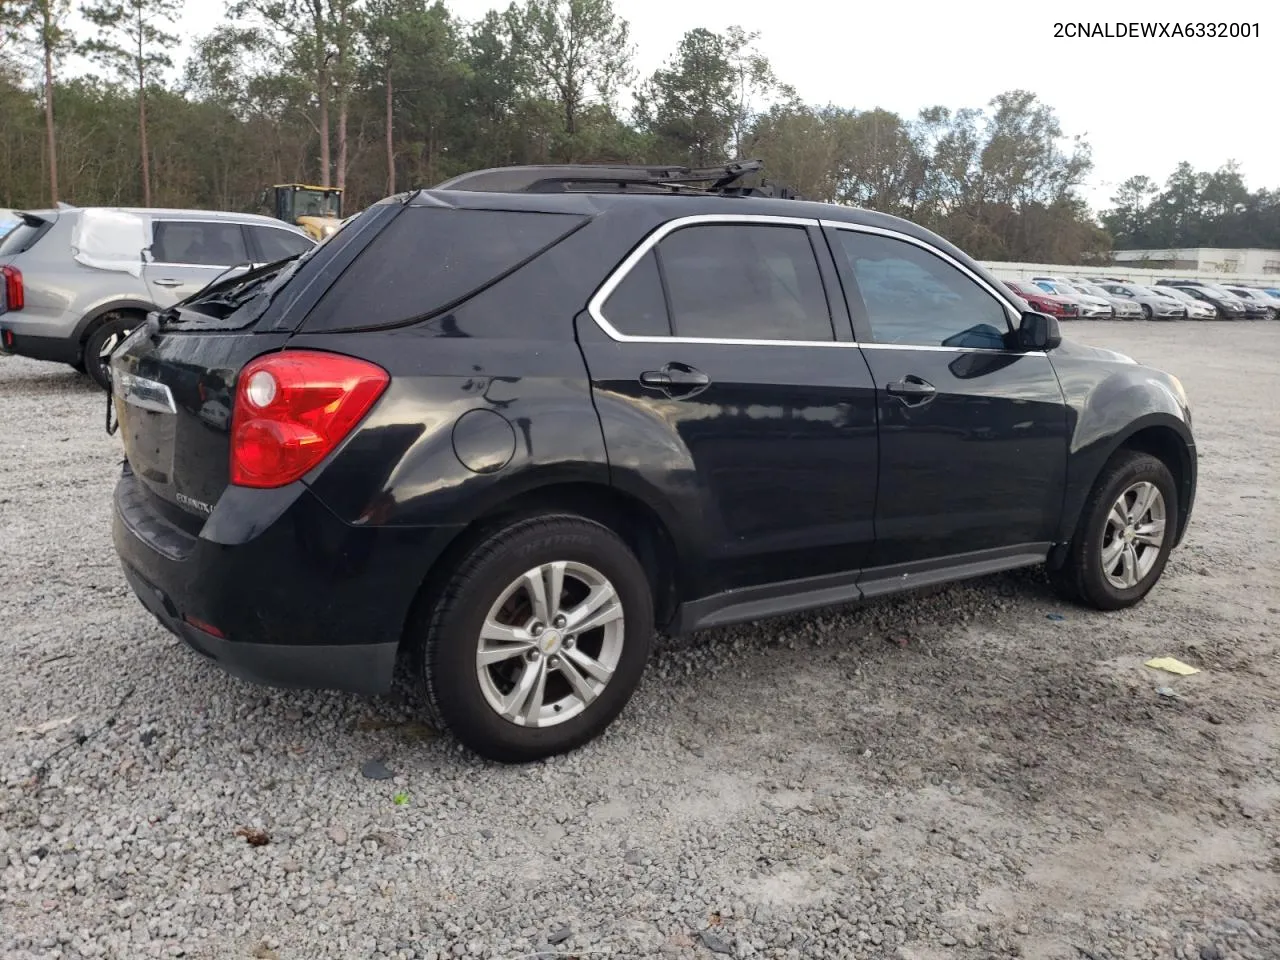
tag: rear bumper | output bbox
[0,329,81,364]
[112,466,462,696]
[120,561,400,693]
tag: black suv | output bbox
[109,163,1197,761]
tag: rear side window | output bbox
[152,221,249,267]
[303,207,585,332]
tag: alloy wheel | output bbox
[475,561,626,728]
[1100,481,1167,589]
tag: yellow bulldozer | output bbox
[264,184,344,242]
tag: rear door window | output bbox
[302,207,585,332]
[152,221,250,267]
[249,225,314,263]
[656,224,833,341]
[601,250,671,336]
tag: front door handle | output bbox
[886,376,936,404]
[152,278,184,288]
[640,363,711,397]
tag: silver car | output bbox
[1097,282,1188,320]
[0,205,314,388]
[1069,279,1145,319]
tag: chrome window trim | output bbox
[586,213,856,347]
[585,212,1044,357]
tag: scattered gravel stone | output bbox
[360,758,395,780]
[699,930,733,954]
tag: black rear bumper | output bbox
[0,330,81,365]
[112,466,462,696]
[119,561,399,694]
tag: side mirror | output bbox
[1018,311,1062,351]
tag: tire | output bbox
[417,515,654,762]
[1141,304,1152,320]
[83,314,139,391]
[1050,450,1178,611]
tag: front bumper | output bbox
[112,465,461,695]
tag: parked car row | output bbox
[999,274,1280,321]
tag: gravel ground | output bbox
[1,321,1277,960]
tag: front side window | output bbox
[655,224,833,341]
[838,231,1011,349]
[152,221,249,267]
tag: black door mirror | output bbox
[1017,311,1062,351]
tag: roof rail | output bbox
[433,160,804,200]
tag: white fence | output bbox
[980,261,1278,287]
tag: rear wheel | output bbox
[416,515,653,762]
[83,314,139,390]
[1050,450,1177,611]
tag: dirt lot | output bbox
[1,321,1277,960]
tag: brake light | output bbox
[230,351,389,488]
[2,266,23,311]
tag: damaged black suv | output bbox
[109,162,1196,761]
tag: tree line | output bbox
[1103,162,1280,252]
[4,0,1268,264]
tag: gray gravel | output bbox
[2,321,1278,960]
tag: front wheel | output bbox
[417,515,654,762]
[1141,304,1152,320]
[1050,451,1177,610]
[83,314,138,390]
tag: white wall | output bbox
[1113,248,1280,275]
[980,261,1279,287]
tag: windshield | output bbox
[1075,283,1110,297]
[296,189,340,218]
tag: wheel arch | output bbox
[73,299,155,345]
[1061,413,1195,554]
[403,479,690,657]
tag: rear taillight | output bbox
[2,266,23,311]
[230,351,389,488]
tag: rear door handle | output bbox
[886,376,936,404]
[640,363,711,397]
[152,279,183,288]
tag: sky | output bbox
[94,0,1277,215]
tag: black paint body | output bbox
[110,189,1196,695]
